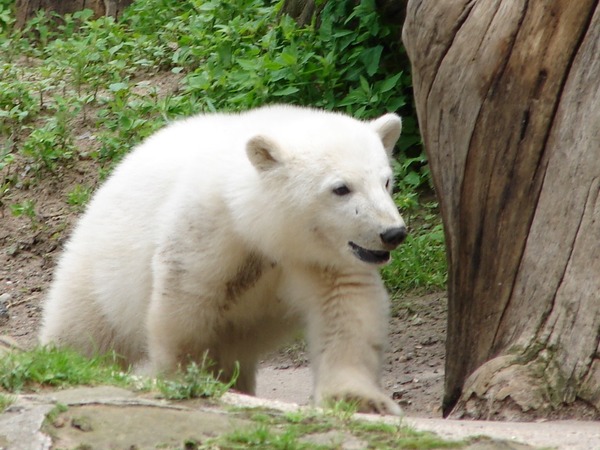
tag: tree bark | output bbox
[15,0,132,28]
[280,0,407,26]
[403,0,600,420]
[280,0,317,26]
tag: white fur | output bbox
[40,105,405,415]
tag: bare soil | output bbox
[0,146,447,418]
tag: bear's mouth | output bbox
[349,242,390,264]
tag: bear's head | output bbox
[242,109,407,269]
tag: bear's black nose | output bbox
[380,226,407,247]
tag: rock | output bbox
[0,306,9,325]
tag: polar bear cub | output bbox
[40,105,407,415]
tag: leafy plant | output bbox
[156,358,238,400]
[10,198,37,229]
[0,64,41,141]
[0,0,15,33]
[66,184,92,210]
[20,97,78,171]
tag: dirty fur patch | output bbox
[224,253,265,307]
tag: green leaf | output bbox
[403,171,422,188]
[108,82,128,92]
[278,52,297,66]
[272,86,300,96]
[378,73,402,93]
[360,45,383,76]
[359,76,370,94]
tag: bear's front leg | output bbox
[304,270,401,416]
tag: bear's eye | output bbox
[333,185,351,196]
[385,179,391,190]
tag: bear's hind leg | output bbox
[41,293,139,368]
[145,304,259,395]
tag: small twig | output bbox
[9,298,30,309]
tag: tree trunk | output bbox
[403,0,600,420]
[15,0,132,28]
[280,0,317,26]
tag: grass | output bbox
[383,197,448,295]
[217,406,467,450]
[0,346,239,402]
[156,358,239,400]
[0,346,129,392]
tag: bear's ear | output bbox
[370,113,402,157]
[246,135,284,172]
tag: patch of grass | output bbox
[20,97,77,172]
[383,198,448,295]
[0,346,234,405]
[0,346,129,392]
[10,198,39,230]
[156,358,238,400]
[223,406,466,450]
[222,424,322,450]
[392,426,466,449]
[10,198,36,219]
[45,402,68,424]
[324,398,360,421]
[0,392,15,411]
[66,184,93,210]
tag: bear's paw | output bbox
[324,389,402,416]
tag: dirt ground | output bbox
[0,147,447,418]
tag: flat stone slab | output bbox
[0,386,597,449]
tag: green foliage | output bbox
[66,184,92,210]
[0,0,15,33]
[0,346,129,392]
[0,0,424,170]
[223,424,321,450]
[383,201,448,294]
[21,99,76,171]
[156,359,238,400]
[1,0,422,176]
[10,197,40,229]
[323,398,360,420]
[10,198,36,219]
[0,64,41,139]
